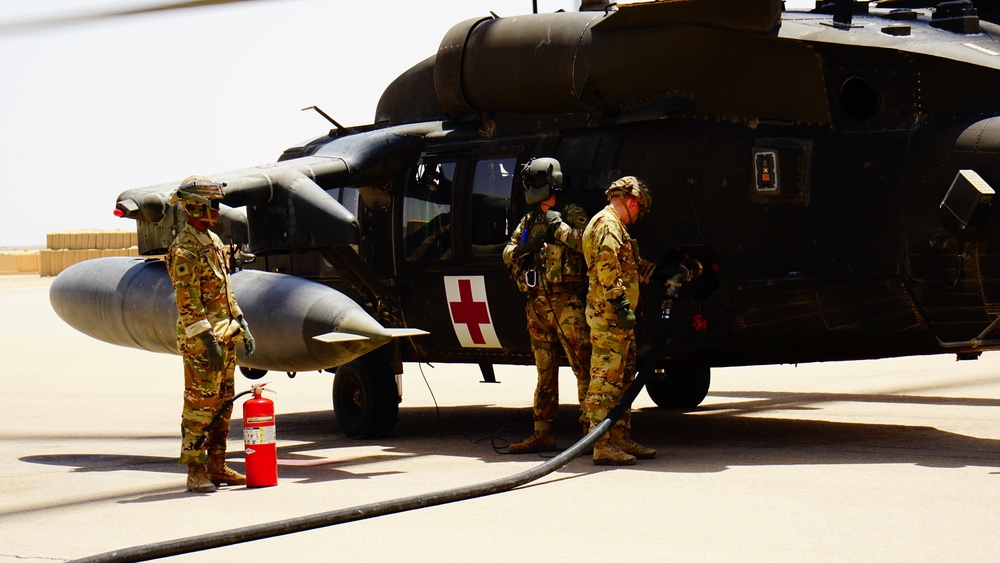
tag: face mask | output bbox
[524,177,551,205]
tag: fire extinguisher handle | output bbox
[251,382,277,395]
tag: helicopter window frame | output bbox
[401,159,458,262]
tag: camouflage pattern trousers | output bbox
[178,339,237,465]
[525,287,591,432]
[584,310,638,430]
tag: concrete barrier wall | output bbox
[0,230,141,276]
[0,252,40,274]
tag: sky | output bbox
[0,0,580,248]
[0,0,814,248]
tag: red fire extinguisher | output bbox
[243,382,278,487]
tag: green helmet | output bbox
[605,176,652,221]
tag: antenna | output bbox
[301,105,345,130]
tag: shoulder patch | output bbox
[169,247,200,282]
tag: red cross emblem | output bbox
[444,276,501,348]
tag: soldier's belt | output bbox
[533,280,585,294]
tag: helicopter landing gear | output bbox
[332,353,399,438]
[645,364,710,409]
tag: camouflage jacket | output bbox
[503,203,588,293]
[166,224,243,345]
[582,204,654,312]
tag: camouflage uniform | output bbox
[503,203,591,439]
[167,223,244,466]
[582,202,654,434]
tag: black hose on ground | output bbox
[72,262,702,563]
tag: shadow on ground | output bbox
[22,388,1000,484]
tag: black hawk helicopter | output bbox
[50,0,1000,438]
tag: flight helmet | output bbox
[521,157,564,205]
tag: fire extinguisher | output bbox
[243,382,278,487]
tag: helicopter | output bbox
[50,0,1000,439]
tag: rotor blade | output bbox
[0,0,267,34]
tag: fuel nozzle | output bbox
[660,260,704,320]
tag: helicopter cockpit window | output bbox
[326,187,360,218]
[339,187,360,217]
[470,157,515,256]
[403,161,455,261]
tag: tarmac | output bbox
[2,273,999,562]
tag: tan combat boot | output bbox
[509,431,558,454]
[207,453,246,486]
[592,432,637,466]
[612,426,656,460]
[187,463,217,493]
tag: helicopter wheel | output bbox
[645,365,710,409]
[239,366,268,380]
[332,355,399,438]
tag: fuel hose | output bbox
[72,262,702,563]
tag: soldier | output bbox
[582,176,656,466]
[166,176,256,492]
[502,157,592,453]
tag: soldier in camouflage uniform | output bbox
[166,176,256,492]
[582,176,657,466]
[502,158,591,454]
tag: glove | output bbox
[515,232,545,257]
[197,330,225,371]
[238,316,255,358]
[563,204,588,229]
[641,261,660,283]
[609,295,635,330]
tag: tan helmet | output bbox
[168,175,226,209]
[605,176,652,219]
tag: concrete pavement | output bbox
[2,274,999,562]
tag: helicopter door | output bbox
[397,153,532,360]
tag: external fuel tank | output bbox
[50,257,402,373]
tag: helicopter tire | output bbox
[239,366,268,380]
[332,355,399,438]
[644,365,710,409]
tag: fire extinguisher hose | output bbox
[71,263,701,563]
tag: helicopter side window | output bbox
[470,157,516,256]
[403,161,456,261]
